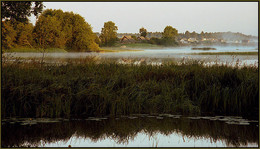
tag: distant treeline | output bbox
[178,31,257,41]
[114,31,257,41]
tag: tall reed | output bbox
[2,58,258,118]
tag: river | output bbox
[3,45,258,67]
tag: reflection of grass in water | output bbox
[191,52,258,55]
[2,57,258,119]
[2,117,258,147]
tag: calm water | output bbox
[2,115,259,147]
[4,45,258,67]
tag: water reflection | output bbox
[2,116,258,147]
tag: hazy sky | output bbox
[29,2,258,36]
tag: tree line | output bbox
[2,2,181,51]
[2,2,99,51]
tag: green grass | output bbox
[99,48,143,52]
[2,58,258,119]
[3,48,68,53]
[121,43,163,49]
[102,43,163,49]
[191,52,258,55]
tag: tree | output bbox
[1,1,44,22]
[162,26,178,46]
[139,27,147,37]
[16,22,34,47]
[185,31,190,39]
[1,20,17,49]
[33,9,99,51]
[33,15,63,48]
[68,14,99,51]
[200,31,205,40]
[100,21,118,46]
[162,26,178,39]
[190,31,197,39]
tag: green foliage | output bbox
[33,9,99,51]
[139,27,147,37]
[184,31,190,38]
[1,1,44,23]
[149,37,162,45]
[161,26,178,46]
[162,26,178,39]
[100,21,118,46]
[33,15,63,48]
[131,35,137,40]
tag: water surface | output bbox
[2,115,258,147]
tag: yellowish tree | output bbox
[16,22,34,48]
[1,20,17,49]
[33,9,99,51]
[100,21,118,46]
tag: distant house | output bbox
[187,38,198,43]
[137,36,150,42]
[121,36,135,43]
[218,39,226,43]
[180,38,188,44]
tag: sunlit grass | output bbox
[99,48,143,52]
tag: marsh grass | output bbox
[2,57,258,119]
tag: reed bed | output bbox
[2,57,259,119]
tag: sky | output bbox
[29,2,258,36]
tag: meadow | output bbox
[2,57,259,119]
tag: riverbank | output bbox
[2,57,258,119]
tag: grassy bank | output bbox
[102,43,164,49]
[2,48,68,53]
[2,47,143,53]
[99,48,143,52]
[2,58,258,119]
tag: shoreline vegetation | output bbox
[2,57,258,119]
[2,43,258,56]
[192,47,216,50]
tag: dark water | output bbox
[2,115,258,147]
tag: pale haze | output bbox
[29,2,258,36]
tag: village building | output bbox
[179,38,188,44]
[187,38,198,43]
[137,36,150,42]
[121,36,135,43]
